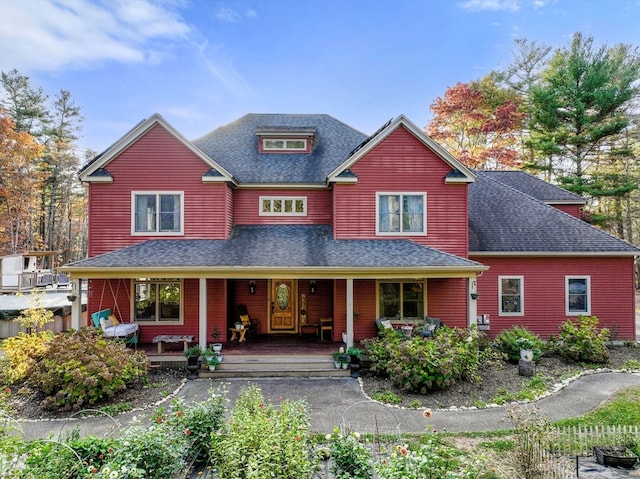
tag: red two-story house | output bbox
[63,113,638,349]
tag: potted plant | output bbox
[332,350,342,369]
[514,337,541,361]
[211,327,223,353]
[184,346,202,380]
[347,347,363,377]
[205,355,221,372]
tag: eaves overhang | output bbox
[60,264,488,280]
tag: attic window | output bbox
[262,138,308,151]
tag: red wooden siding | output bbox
[425,278,469,329]
[551,204,581,218]
[233,189,332,225]
[333,126,469,257]
[473,256,636,340]
[88,124,229,257]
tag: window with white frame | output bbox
[566,276,590,315]
[377,193,426,235]
[379,281,424,318]
[499,276,524,316]
[134,279,182,323]
[132,192,183,234]
[262,138,308,151]
[260,196,307,216]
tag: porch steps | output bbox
[198,354,351,378]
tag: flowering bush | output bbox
[494,326,544,363]
[327,428,373,479]
[151,388,226,463]
[386,327,481,393]
[361,329,405,377]
[552,315,610,364]
[209,384,313,479]
[0,330,54,385]
[375,436,487,479]
[28,328,149,411]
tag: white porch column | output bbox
[468,276,478,328]
[345,278,354,348]
[199,278,207,350]
[71,278,83,330]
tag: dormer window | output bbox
[262,138,308,151]
[256,126,315,154]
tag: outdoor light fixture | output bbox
[309,280,317,294]
[249,280,256,295]
[470,293,480,300]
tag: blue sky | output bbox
[1,0,639,156]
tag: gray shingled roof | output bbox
[469,172,639,253]
[192,114,367,184]
[67,225,482,270]
[481,171,586,204]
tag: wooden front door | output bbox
[270,280,295,331]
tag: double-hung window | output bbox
[377,193,426,235]
[499,276,524,316]
[132,192,183,235]
[134,279,182,323]
[566,276,590,315]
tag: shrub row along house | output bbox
[62,113,639,349]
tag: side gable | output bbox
[327,115,476,185]
[79,113,235,185]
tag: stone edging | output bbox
[357,368,640,412]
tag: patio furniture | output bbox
[91,308,139,346]
[229,327,247,342]
[236,304,258,337]
[152,334,196,353]
[319,317,333,341]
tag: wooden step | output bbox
[198,354,351,378]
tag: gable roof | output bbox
[481,171,586,205]
[327,115,476,184]
[469,172,639,255]
[192,114,368,185]
[79,114,234,184]
[63,225,485,277]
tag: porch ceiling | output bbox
[62,225,487,278]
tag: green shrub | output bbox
[327,428,373,479]
[361,329,404,377]
[210,385,313,479]
[552,315,609,364]
[0,331,54,385]
[494,326,544,363]
[386,327,481,394]
[27,328,149,411]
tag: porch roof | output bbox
[62,225,486,278]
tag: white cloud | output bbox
[0,0,191,72]
[214,6,257,22]
[459,0,520,12]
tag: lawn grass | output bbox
[553,385,640,427]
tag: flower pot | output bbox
[334,361,341,369]
[341,362,348,369]
[520,349,534,361]
[212,343,223,353]
[593,446,638,468]
[341,331,347,344]
[208,365,216,372]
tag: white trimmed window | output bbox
[134,279,182,323]
[262,138,308,151]
[376,193,426,235]
[260,196,307,216]
[499,276,524,316]
[132,192,183,235]
[566,276,590,315]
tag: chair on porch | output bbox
[236,304,258,338]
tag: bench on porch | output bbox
[152,334,196,354]
[376,317,441,338]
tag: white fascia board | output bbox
[327,115,476,183]
[79,113,235,183]
[238,182,330,190]
[83,175,113,184]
